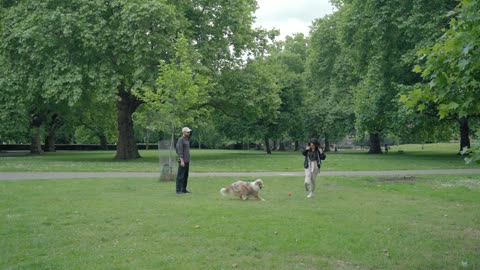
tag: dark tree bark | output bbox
[294,141,299,151]
[99,134,108,150]
[458,117,470,153]
[30,114,43,154]
[368,133,382,154]
[44,113,58,152]
[115,83,143,160]
[44,131,56,152]
[279,140,286,151]
[264,136,272,154]
[324,132,330,152]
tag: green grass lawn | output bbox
[0,143,478,172]
[1,175,479,269]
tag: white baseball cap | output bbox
[182,127,192,132]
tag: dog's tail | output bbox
[220,187,228,196]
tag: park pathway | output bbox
[1,169,480,181]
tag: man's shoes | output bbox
[176,192,183,194]
[183,190,192,194]
[307,192,314,198]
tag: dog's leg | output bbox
[255,195,266,201]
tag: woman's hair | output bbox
[309,138,320,147]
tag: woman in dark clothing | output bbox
[302,139,326,198]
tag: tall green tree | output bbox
[337,0,457,153]
[213,58,282,154]
[306,13,356,150]
[1,0,259,159]
[135,34,211,150]
[265,34,308,150]
[0,0,180,157]
[402,0,480,152]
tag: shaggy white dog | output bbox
[220,179,265,201]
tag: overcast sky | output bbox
[253,0,335,40]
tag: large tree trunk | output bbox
[279,140,286,151]
[44,131,56,152]
[115,83,143,160]
[30,114,43,154]
[44,113,58,152]
[458,117,470,153]
[294,141,299,151]
[368,133,382,154]
[99,134,108,150]
[264,136,272,154]
[324,132,330,152]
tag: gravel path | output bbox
[1,169,480,181]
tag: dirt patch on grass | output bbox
[378,176,418,182]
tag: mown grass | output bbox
[1,175,479,269]
[0,143,478,172]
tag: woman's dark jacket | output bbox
[303,148,326,169]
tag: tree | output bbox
[74,97,117,149]
[213,59,282,154]
[172,0,259,70]
[268,34,309,150]
[135,34,211,152]
[337,0,457,153]
[1,1,74,153]
[0,55,29,144]
[402,0,480,152]
[306,14,356,150]
[1,0,260,159]
[0,0,179,157]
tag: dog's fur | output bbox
[220,179,265,201]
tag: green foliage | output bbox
[341,1,406,138]
[135,35,212,130]
[390,100,456,144]
[1,0,260,155]
[213,58,282,143]
[72,95,118,144]
[309,15,358,143]
[74,126,100,144]
[266,34,308,143]
[406,0,480,119]
[172,0,259,70]
[336,0,458,150]
[0,0,180,150]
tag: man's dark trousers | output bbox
[176,162,189,193]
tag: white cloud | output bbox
[253,0,335,40]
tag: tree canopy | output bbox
[1,0,478,159]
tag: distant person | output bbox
[302,139,326,198]
[384,144,388,154]
[176,127,192,194]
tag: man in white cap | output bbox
[176,127,192,194]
